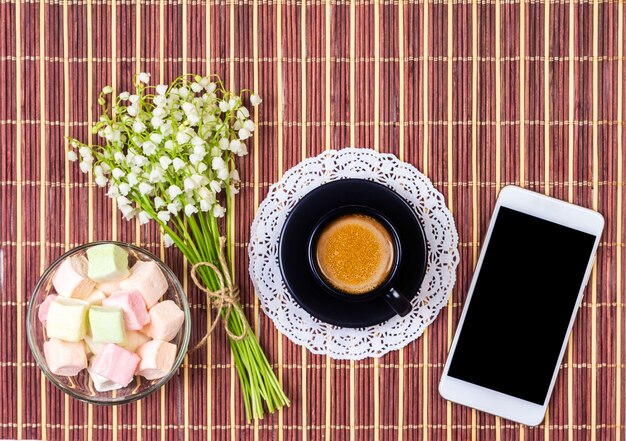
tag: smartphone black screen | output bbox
[448,207,597,405]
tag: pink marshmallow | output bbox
[136,340,177,380]
[119,261,168,308]
[90,343,140,387]
[144,300,185,341]
[43,338,87,376]
[38,294,58,325]
[102,290,150,330]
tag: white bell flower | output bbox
[219,137,230,150]
[112,168,125,180]
[237,107,250,119]
[133,120,146,133]
[119,204,135,220]
[134,155,148,166]
[172,158,185,171]
[157,210,171,223]
[189,154,203,165]
[159,156,173,169]
[213,204,226,218]
[107,185,120,198]
[139,182,154,195]
[191,82,203,93]
[209,180,222,193]
[127,172,138,186]
[184,204,199,216]
[119,91,130,100]
[219,100,230,113]
[154,196,165,209]
[142,141,157,156]
[153,95,167,108]
[199,199,212,212]
[243,120,255,132]
[114,151,125,162]
[163,233,174,247]
[212,157,226,171]
[138,210,151,225]
[150,133,163,145]
[79,146,91,158]
[167,184,183,199]
[127,105,139,117]
[250,94,262,106]
[197,163,208,173]
[176,131,191,144]
[217,168,229,180]
[149,166,165,183]
[119,182,131,196]
[137,72,151,84]
[156,84,168,95]
[95,175,108,187]
[238,128,251,140]
[167,200,182,215]
[67,150,78,161]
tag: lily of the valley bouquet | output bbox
[68,73,288,420]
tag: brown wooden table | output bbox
[1,0,624,439]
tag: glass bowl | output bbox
[27,241,191,405]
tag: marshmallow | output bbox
[86,243,130,283]
[43,338,87,376]
[84,334,106,355]
[89,306,126,344]
[122,330,151,352]
[144,300,185,341]
[102,290,150,330]
[46,298,89,342]
[119,260,168,308]
[87,357,123,392]
[52,255,95,299]
[96,281,122,295]
[90,343,140,387]
[38,294,58,325]
[136,340,177,380]
[85,289,106,305]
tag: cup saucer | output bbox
[279,179,428,328]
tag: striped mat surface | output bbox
[1,0,625,440]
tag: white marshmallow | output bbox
[88,357,123,392]
[97,281,122,295]
[43,339,87,376]
[144,300,184,341]
[122,330,151,353]
[85,289,106,305]
[52,255,95,299]
[84,334,106,355]
[119,260,168,308]
[136,340,177,380]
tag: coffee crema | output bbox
[314,214,395,295]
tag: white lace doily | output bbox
[248,148,459,360]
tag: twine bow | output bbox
[190,237,249,351]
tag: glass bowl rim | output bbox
[26,240,192,405]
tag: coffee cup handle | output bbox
[383,288,412,317]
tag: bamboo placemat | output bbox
[0,0,624,439]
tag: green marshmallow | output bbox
[86,244,130,283]
[88,306,126,344]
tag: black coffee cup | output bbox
[307,205,413,317]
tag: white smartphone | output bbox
[439,185,604,426]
